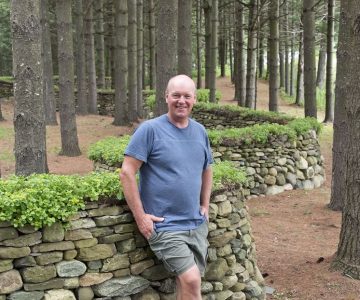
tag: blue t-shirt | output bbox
[124,114,213,231]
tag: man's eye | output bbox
[173,94,180,99]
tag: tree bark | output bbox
[295,28,304,106]
[331,0,360,277]
[149,0,156,89]
[56,0,81,157]
[40,0,57,125]
[84,0,98,114]
[155,0,177,116]
[324,0,335,123]
[219,6,226,78]
[209,0,218,103]
[328,0,345,211]
[137,0,144,118]
[303,0,317,118]
[11,0,48,175]
[316,39,327,89]
[204,0,211,89]
[94,0,106,89]
[268,0,279,112]
[178,0,192,77]
[74,0,88,115]
[128,0,138,121]
[234,1,246,107]
[245,0,258,109]
[284,0,290,94]
[196,0,202,88]
[113,0,129,126]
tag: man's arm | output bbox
[200,166,213,220]
[120,155,163,239]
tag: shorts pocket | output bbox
[147,230,158,242]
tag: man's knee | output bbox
[178,265,201,290]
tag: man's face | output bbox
[166,79,196,122]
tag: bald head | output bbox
[166,74,196,96]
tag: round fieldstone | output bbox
[44,289,76,300]
[56,260,87,277]
[0,270,23,294]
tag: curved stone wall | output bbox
[212,130,325,196]
[0,187,265,300]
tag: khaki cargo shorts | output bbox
[147,221,209,276]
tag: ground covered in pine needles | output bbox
[1,77,360,299]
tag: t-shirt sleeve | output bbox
[203,132,214,170]
[124,122,154,163]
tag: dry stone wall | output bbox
[0,188,265,300]
[212,130,325,197]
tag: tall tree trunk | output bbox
[137,0,144,117]
[94,0,106,89]
[113,0,129,126]
[209,0,218,103]
[324,0,335,123]
[155,0,177,116]
[303,0,317,118]
[289,2,295,97]
[74,0,88,115]
[149,0,156,89]
[328,0,345,211]
[295,28,304,106]
[104,0,114,88]
[196,0,202,88]
[84,0,97,114]
[204,1,211,89]
[56,0,81,156]
[279,17,285,89]
[178,0,192,77]
[316,39,327,89]
[284,0,290,94]
[245,0,258,109]
[128,0,138,121]
[11,0,48,175]
[234,1,246,106]
[331,0,360,278]
[258,29,265,79]
[268,0,279,112]
[41,0,57,125]
[218,6,226,78]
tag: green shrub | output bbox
[196,89,221,103]
[145,94,156,111]
[194,102,294,124]
[0,172,122,229]
[88,135,131,166]
[208,117,320,146]
[212,161,247,190]
[208,123,296,145]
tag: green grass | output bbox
[280,86,328,111]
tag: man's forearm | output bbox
[200,166,213,210]
[120,170,145,222]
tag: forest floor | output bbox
[1,78,360,299]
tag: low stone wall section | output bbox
[212,130,325,196]
[0,188,265,300]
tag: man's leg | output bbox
[176,264,202,300]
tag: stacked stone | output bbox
[0,189,265,300]
[212,130,325,196]
[93,162,119,173]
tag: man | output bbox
[120,74,213,299]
